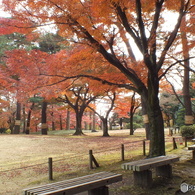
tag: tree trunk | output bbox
[22,105,26,133]
[13,101,21,134]
[92,112,96,130]
[59,115,63,130]
[147,73,165,157]
[129,94,135,135]
[50,109,55,131]
[73,111,84,135]
[119,118,123,129]
[181,16,193,125]
[66,109,70,130]
[41,101,48,135]
[26,102,35,134]
[52,121,55,131]
[101,117,110,137]
[129,114,134,135]
[141,97,150,140]
[8,114,15,133]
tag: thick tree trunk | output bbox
[73,111,84,135]
[26,102,35,134]
[147,73,165,157]
[13,101,21,134]
[41,101,48,135]
[141,97,150,140]
[101,117,109,137]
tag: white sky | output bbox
[0,0,11,18]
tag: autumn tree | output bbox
[114,92,141,135]
[57,82,99,135]
[2,0,194,156]
[88,91,116,137]
[0,90,16,131]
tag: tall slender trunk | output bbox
[22,105,26,133]
[181,16,193,125]
[41,101,48,135]
[129,113,134,135]
[59,115,63,130]
[66,109,70,130]
[92,112,96,130]
[129,93,136,135]
[26,102,35,134]
[50,105,55,131]
[13,101,21,134]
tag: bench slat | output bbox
[24,172,122,195]
[122,156,179,171]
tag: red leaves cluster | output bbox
[0,17,33,36]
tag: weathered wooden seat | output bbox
[23,171,122,195]
[121,155,179,188]
[188,144,195,160]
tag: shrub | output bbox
[5,129,11,134]
[180,125,195,138]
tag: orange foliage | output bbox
[1,0,194,105]
[2,0,193,96]
[114,93,140,118]
[0,17,33,35]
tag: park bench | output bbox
[121,155,179,188]
[23,171,122,195]
[188,144,195,160]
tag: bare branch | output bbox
[164,76,184,107]
[39,73,137,91]
[157,2,186,70]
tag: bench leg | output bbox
[156,164,172,178]
[88,186,109,195]
[133,170,152,188]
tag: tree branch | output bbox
[39,73,138,91]
[113,3,143,52]
[135,0,148,54]
[165,75,184,107]
[148,0,164,64]
[159,56,195,80]
[157,2,186,70]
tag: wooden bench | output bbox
[121,155,179,188]
[188,144,195,160]
[23,171,122,195]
